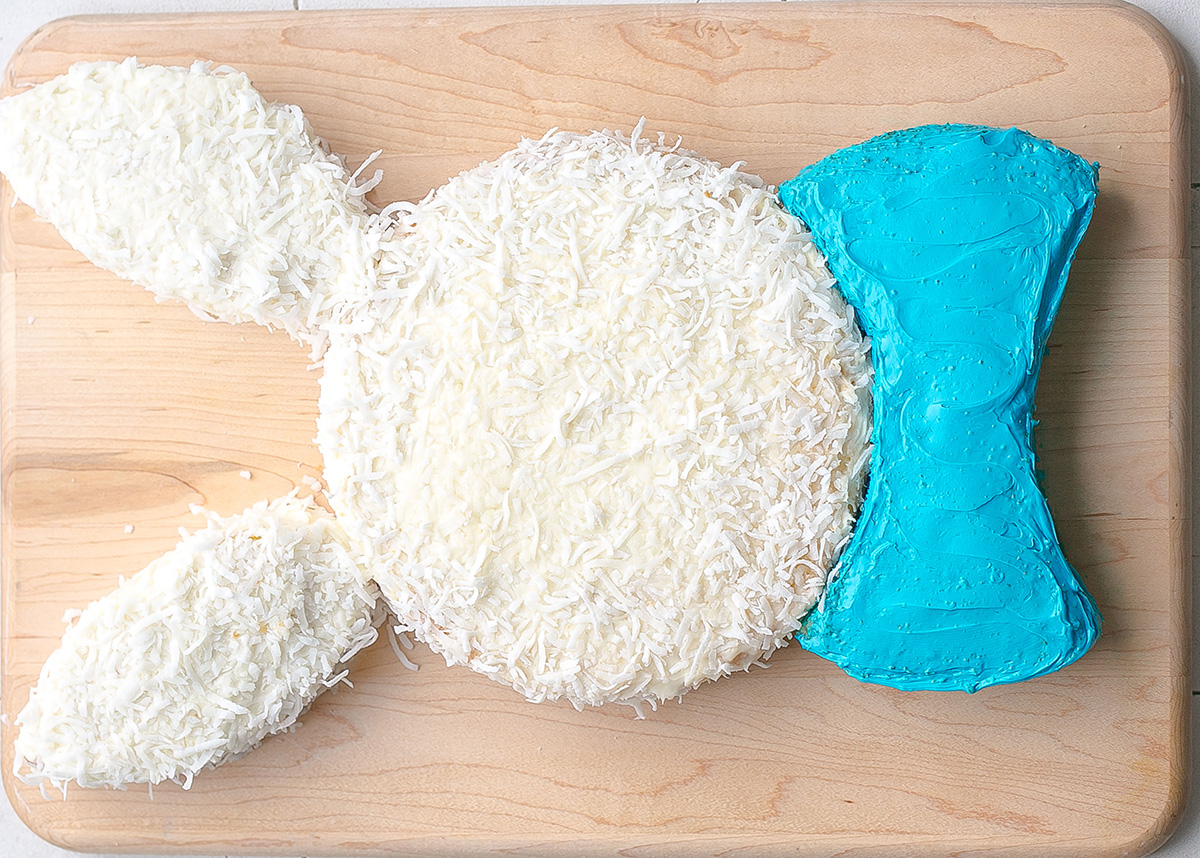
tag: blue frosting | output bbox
[778,124,1102,692]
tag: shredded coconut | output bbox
[319,127,873,708]
[12,495,382,794]
[0,61,873,712]
[0,58,388,349]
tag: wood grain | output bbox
[0,2,1190,856]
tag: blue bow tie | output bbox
[781,124,1102,692]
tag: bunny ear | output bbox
[0,58,384,346]
[13,494,382,794]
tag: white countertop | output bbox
[0,0,1197,855]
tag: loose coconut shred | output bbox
[12,496,381,794]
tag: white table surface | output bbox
[0,0,1197,855]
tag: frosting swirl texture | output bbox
[779,124,1102,692]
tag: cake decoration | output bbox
[779,124,1102,691]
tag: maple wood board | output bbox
[0,2,1190,856]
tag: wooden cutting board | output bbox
[0,2,1189,855]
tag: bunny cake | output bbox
[0,59,871,722]
[1,58,1104,790]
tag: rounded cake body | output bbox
[318,129,873,708]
